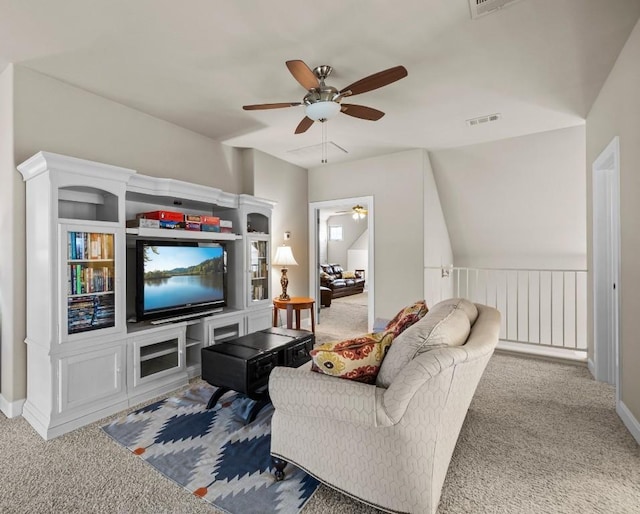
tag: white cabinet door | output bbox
[57,344,125,414]
[130,326,186,390]
[247,235,271,308]
[204,313,246,346]
[59,222,125,344]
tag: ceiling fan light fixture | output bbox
[305,101,341,121]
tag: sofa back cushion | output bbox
[376,298,476,388]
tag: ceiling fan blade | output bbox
[340,65,408,96]
[340,104,385,121]
[286,60,320,90]
[243,102,301,110]
[295,116,315,134]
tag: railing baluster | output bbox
[423,266,586,356]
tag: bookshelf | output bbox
[65,230,116,335]
[19,151,275,440]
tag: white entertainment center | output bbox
[18,151,275,439]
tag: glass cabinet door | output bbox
[65,229,116,336]
[249,238,269,303]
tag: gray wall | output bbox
[0,64,18,406]
[1,66,269,408]
[309,149,428,319]
[326,213,367,268]
[586,18,640,430]
[251,150,309,299]
[429,125,586,270]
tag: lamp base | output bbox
[279,267,290,301]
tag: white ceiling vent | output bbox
[466,113,502,127]
[468,0,522,19]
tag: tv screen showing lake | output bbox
[141,243,226,312]
[144,274,224,311]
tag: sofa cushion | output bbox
[342,270,356,279]
[310,330,395,384]
[385,300,429,337]
[376,298,472,388]
[436,297,479,325]
[331,264,344,275]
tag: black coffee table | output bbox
[201,327,313,423]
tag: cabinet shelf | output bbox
[68,259,114,263]
[140,347,178,362]
[185,337,200,348]
[68,291,114,298]
[126,227,242,241]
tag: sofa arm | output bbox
[269,366,394,427]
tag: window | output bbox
[328,225,343,241]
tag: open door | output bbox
[309,197,374,332]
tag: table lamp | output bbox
[273,245,298,301]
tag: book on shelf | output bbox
[68,231,114,260]
[67,294,115,334]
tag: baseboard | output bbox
[587,358,596,379]
[617,400,640,445]
[496,340,587,365]
[0,394,25,418]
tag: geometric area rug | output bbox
[101,383,319,514]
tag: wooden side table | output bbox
[273,296,315,334]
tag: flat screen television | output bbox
[135,240,227,321]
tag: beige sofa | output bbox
[269,298,501,514]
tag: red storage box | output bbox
[138,210,184,222]
[201,215,220,225]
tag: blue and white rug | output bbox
[102,384,319,514]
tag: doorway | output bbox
[309,196,374,332]
[592,136,620,399]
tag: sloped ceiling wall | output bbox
[429,125,586,270]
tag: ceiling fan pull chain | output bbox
[322,121,328,164]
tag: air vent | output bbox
[468,0,522,19]
[287,141,348,158]
[466,113,502,127]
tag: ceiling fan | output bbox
[335,204,369,219]
[243,60,408,134]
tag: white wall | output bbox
[251,150,309,299]
[586,18,640,435]
[0,64,23,409]
[14,66,242,191]
[429,126,587,270]
[422,151,454,307]
[3,66,248,408]
[326,213,367,268]
[309,149,440,319]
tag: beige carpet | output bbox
[1,354,639,513]
[315,293,369,343]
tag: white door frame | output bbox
[591,136,620,401]
[309,196,374,331]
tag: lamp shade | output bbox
[305,101,341,121]
[273,245,298,266]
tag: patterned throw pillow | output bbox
[310,331,395,384]
[341,271,356,279]
[385,300,429,337]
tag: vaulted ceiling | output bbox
[1,0,639,168]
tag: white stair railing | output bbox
[425,267,587,354]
